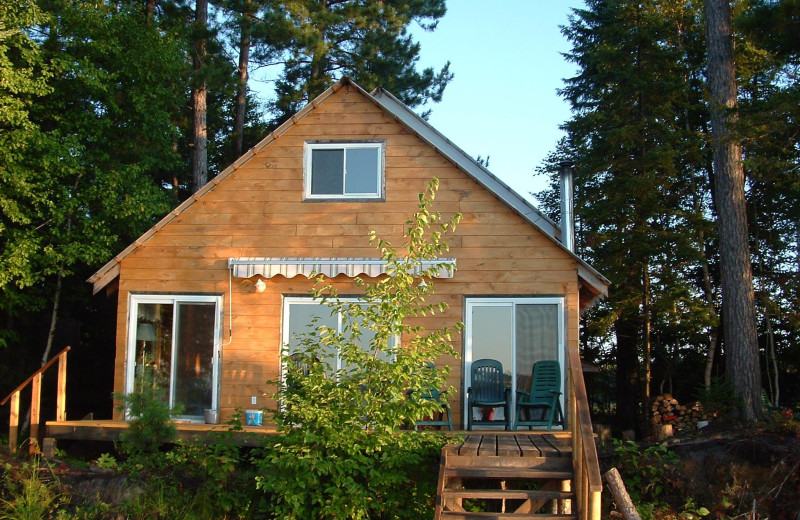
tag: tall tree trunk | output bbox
[642,261,652,403]
[696,183,720,390]
[191,0,209,194]
[233,0,251,158]
[705,0,762,421]
[41,276,62,367]
[22,276,63,433]
[145,0,156,23]
[615,314,639,432]
[764,305,779,406]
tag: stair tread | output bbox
[440,513,576,520]
[445,468,573,480]
[442,489,573,500]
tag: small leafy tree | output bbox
[114,360,177,457]
[256,178,461,520]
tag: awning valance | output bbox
[228,257,456,279]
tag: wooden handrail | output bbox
[1,346,70,454]
[567,346,602,520]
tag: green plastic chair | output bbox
[514,360,564,431]
[412,362,453,431]
[467,359,510,430]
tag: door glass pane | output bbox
[134,303,173,407]
[515,304,559,394]
[173,303,216,416]
[345,148,378,194]
[470,305,512,422]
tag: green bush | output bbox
[695,376,740,418]
[256,179,461,520]
[115,431,262,519]
[113,361,177,456]
[610,440,709,520]
[0,458,67,520]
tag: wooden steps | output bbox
[439,514,576,520]
[434,434,575,520]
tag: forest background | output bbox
[0,0,798,437]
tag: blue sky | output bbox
[411,0,583,200]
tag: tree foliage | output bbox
[0,0,450,374]
[256,179,460,520]
[269,0,453,121]
[545,0,800,427]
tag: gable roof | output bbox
[87,77,609,305]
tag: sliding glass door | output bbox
[464,298,564,428]
[127,294,221,420]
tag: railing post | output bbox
[57,351,67,421]
[29,372,42,454]
[9,391,19,454]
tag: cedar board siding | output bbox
[112,86,581,428]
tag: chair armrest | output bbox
[516,390,530,400]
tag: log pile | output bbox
[651,394,708,431]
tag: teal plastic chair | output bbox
[467,359,510,430]
[412,362,453,431]
[514,360,564,431]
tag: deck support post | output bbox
[57,354,67,421]
[9,391,19,453]
[29,373,42,454]
[560,479,572,514]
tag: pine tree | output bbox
[558,0,713,430]
[270,0,452,121]
[705,0,762,421]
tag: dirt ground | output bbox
[600,420,800,519]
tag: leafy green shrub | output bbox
[612,439,678,507]
[0,458,67,520]
[256,179,461,520]
[610,440,711,520]
[767,408,800,437]
[695,376,740,418]
[113,361,177,456]
[116,432,261,520]
[93,453,118,470]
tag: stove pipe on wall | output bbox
[559,162,575,253]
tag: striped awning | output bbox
[227,257,456,279]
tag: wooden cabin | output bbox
[85,77,608,431]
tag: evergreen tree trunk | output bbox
[615,315,639,432]
[705,0,762,421]
[191,0,208,193]
[144,0,155,23]
[233,0,251,157]
[643,261,652,403]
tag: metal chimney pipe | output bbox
[559,162,575,252]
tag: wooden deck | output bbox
[434,433,576,520]
[45,419,275,446]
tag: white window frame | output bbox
[126,294,222,421]
[281,296,397,382]
[463,297,565,429]
[304,141,384,200]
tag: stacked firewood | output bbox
[651,393,708,431]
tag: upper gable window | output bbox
[305,142,384,200]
